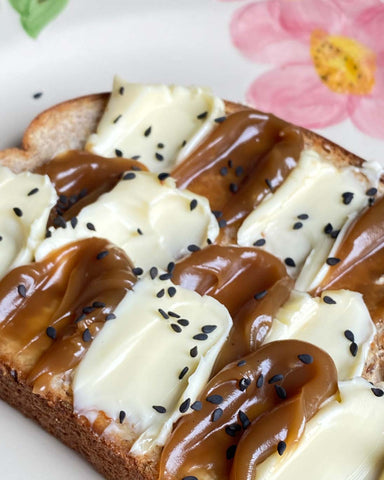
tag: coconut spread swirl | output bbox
[159,339,338,480]
[0,238,135,394]
[172,110,303,240]
[172,245,293,374]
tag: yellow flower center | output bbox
[310,29,376,95]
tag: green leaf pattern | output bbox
[9,0,69,38]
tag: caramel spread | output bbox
[172,245,293,374]
[34,150,147,225]
[159,339,338,480]
[314,195,384,322]
[171,111,303,240]
[0,238,135,394]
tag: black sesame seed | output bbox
[342,192,354,205]
[168,287,176,297]
[256,374,264,388]
[92,301,105,309]
[17,284,27,298]
[331,229,340,239]
[161,270,173,282]
[0,236,2,241]
[86,222,96,231]
[150,266,158,279]
[237,360,246,367]
[344,330,355,342]
[212,210,223,219]
[297,213,309,220]
[53,216,66,229]
[119,86,125,95]
[157,142,164,148]
[152,405,166,413]
[171,323,182,333]
[275,384,287,399]
[190,401,202,411]
[218,219,227,228]
[82,306,95,314]
[366,187,377,196]
[115,149,123,157]
[326,257,341,266]
[206,394,223,404]
[182,477,198,480]
[113,114,122,124]
[27,187,39,196]
[190,199,198,211]
[168,311,180,318]
[323,295,336,304]
[207,238,213,245]
[350,342,358,357]
[235,166,244,177]
[190,346,198,357]
[82,328,92,342]
[265,178,274,192]
[371,387,384,397]
[202,325,217,334]
[214,116,227,123]
[239,377,251,391]
[123,172,136,180]
[156,289,165,298]
[268,374,284,384]
[324,223,333,234]
[158,308,169,319]
[179,398,191,413]
[155,152,164,161]
[71,217,78,229]
[193,333,208,341]
[105,313,116,321]
[298,354,313,364]
[137,228,143,235]
[188,244,201,253]
[75,313,86,323]
[96,250,109,260]
[79,188,88,199]
[226,445,237,460]
[46,326,56,340]
[211,408,223,422]
[229,183,238,193]
[179,367,189,380]
[277,441,287,456]
[144,126,152,137]
[181,140,187,147]
[225,423,242,437]
[131,155,141,160]
[369,197,375,207]
[293,222,303,230]
[253,238,266,247]
[219,166,228,176]
[197,111,208,119]
[285,257,296,267]
[33,92,43,99]
[239,410,250,429]
[254,290,268,300]
[178,319,189,327]
[167,262,175,273]
[119,410,126,423]
[45,230,52,238]
[158,173,170,181]
[228,160,233,168]
[133,267,144,276]
[13,207,23,217]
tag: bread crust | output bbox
[0,92,382,480]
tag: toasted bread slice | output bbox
[0,93,382,480]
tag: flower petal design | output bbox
[230,1,310,65]
[348,56,384,140]
[246,63,349,129]
[351,5,384,54]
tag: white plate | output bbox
[0,0,383,478]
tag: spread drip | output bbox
[34,150,147,226]
[159,339,338,480]
[172,245,293,374]
[0,238,136,394]
[314,195,384,322]
[171,111,303,240]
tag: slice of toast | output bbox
[0,91,382,480]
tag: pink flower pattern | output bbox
[224,0,384,139]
